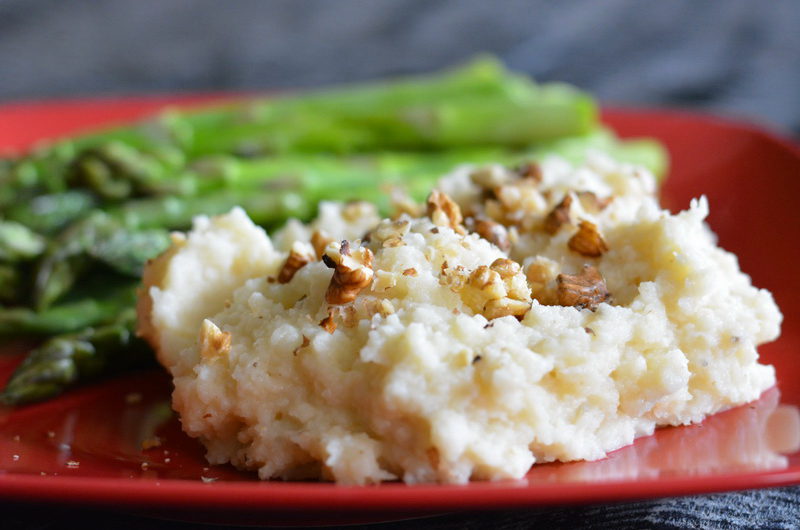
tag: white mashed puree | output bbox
[137,154,781,484]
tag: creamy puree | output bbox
[138,154,781,484]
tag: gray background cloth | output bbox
[1,0,799,528]
[1,0,799,136]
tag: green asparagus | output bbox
[4,190,98,235]
[0,308,154,405]
[0,264,21,304]
[3,58,599,203]
[0,221,46,262]
[0,283,137,337]
[0,57,669,404]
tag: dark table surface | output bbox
[1,1,799,528]
[4,487,800,529]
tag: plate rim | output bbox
[1,99,799,513]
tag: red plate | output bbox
[1,99,799,526]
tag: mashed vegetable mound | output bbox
[138,155,781,484]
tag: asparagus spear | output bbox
[0,221,46,262]
[0,308,154,405]
[3,58,598,201]
[0,283,137,337]
[64,142,189,200]
[4,190,98,235]
[0,264,21,304]
[32,212,173,310]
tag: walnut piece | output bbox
[369,218,411,249]
[576,191,612,213]
[322,240,375,305]
[556,265,610,310]
[311,230,334,260]
[489,258,520,279]
[363,298,396,319]
[470,165,511,190]
[293,335,310,355]
[403,268,417,276]
[568,220,609,257]
[319,308,337,334]
[382,237,405,248]
[342,201,376,223]
[277,242,315,283]
[483,298,531,320]
[543,193,574,235]
[515,161,543,182]
[439,260,470,292]
[471,218,511,252]
[459,259,532,320]
[490,181,547,232]
[426,190,465,234]
[339,304,360,328]
[199,319,231,361]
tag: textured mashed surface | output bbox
[138,155,781,484]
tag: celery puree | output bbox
[138,155,781,484]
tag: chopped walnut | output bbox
[293,335,310,355]
[339,304,360,328]
[342,201,376,223]
[492,258,530,302]
[515,161,543,182]
[383,237,405,248]
[470,218,511,252]
[426,190,466,234]
[322,241,374,305]
[199,319,231,361]
[483,298,531,320]
[311,230,334,260]
[403,268,417,276]
[469,266,504,293]
[277,242,314,283]
[319,308,337,334]
[439,261,470,292]
[459,260,532,320]
[556,265,610,310]
[576,191,612,213]
[568,220,609,257]
[477,178,547,234]
[369,218,411,249]
[489,258,521,279]
[543,194,574,235]
[483,199,505,225]
[470,165,511,189]
[363,298,396,319]
[494,182,546,221]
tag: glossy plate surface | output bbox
[1,98,799,523]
